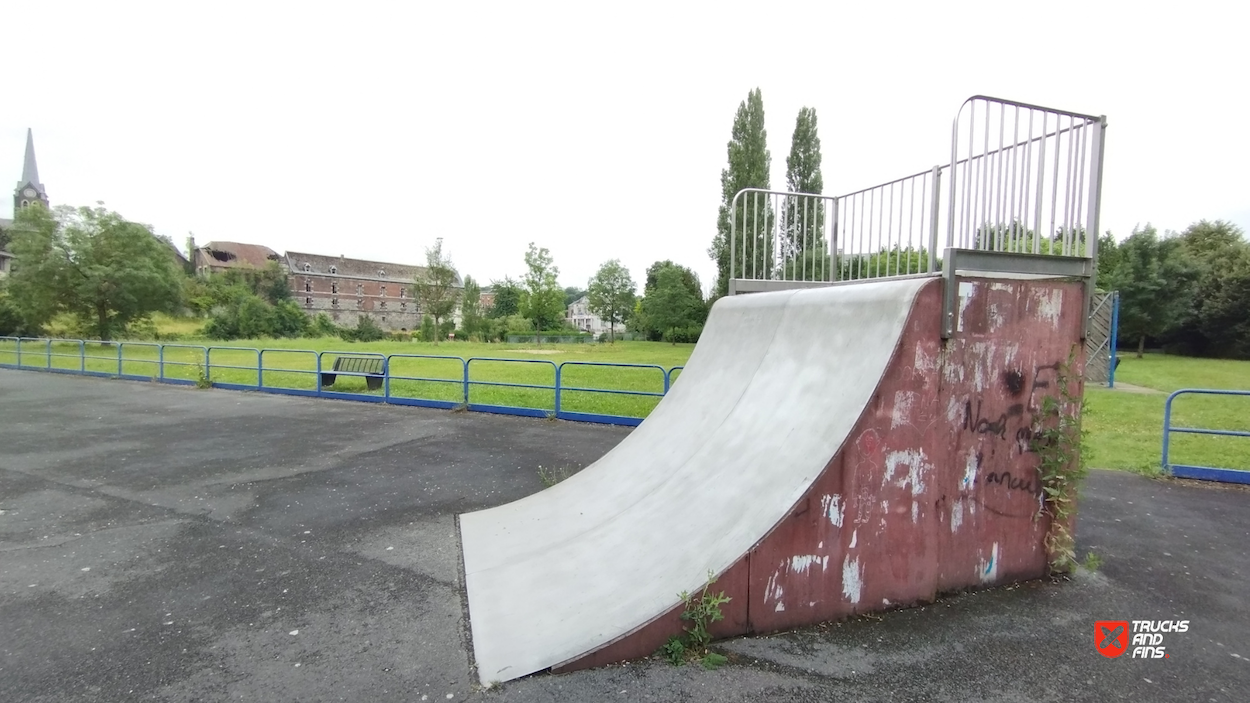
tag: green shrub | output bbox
[307,312,339,338]
[390,331,412,342]
[662,325,703,344]
[419,315,436,342]
[341,315,385,343]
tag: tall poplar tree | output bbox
[710,88,771,298]
[782,107,826,278]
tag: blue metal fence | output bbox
[0,337,685,427]
[1162,389,1250,484]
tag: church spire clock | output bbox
[14,128,49,212]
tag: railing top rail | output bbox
[956,95,1103,123]
[317,350,387,359]
[468,356,558,367]
[386,353,468,362]
[557,360,669,371]
[730,188,840,205]
[1165,388,1250,405]
[835,167,944,200]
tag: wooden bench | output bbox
[320,355,386,391]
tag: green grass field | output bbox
[1085,354,1250,474]
[2,331,1244,474]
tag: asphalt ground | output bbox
[1,369,1247,702]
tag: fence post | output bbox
[384,355,391,402]
[78,340,85,374]
[462,359,470,406]
[554,363,562,416]
[159,344,165,381]
[46,339,52,369]
[16,337,21,367]
[1108,292,1120,388]
[117,342,123,377]
[204,347,210,382]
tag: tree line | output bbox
[1099,220,1250,359]
[0,205,712,345]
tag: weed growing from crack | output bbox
[659,571,731,670]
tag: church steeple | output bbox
[15,128,49,212]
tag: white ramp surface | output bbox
[460,277,928,683]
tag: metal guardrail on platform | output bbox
[0,336,686,428]
[728,96,1108,298]
[1162,389,1250,484]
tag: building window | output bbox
[20,199,29,208]
[332,297,339,307]
[305,279,311,292]
[399,288,406,299]
[329,265,337,274]
[400,302,406,311]
[305,296,312,306]
[378,269,385,277]
[380,285,387,297]
[357,283,364,295]
[355,299,362,309]
[379,301,387,310]
[331,281,338,294]
[304,263,311,272]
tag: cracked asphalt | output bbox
[1,369,1248,702]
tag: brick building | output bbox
[286,250,458,331]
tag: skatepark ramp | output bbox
[459,96,1103,683]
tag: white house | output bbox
[566,295,608,335]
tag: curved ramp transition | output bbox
[460,275,1085,683]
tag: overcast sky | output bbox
[2,1,1246,294]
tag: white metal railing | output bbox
[729,95,1107,292]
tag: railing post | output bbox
[829,198,839,282]
[462,359,470,406]
[45,339,51,369]
[15,337,21,367]
[78,340,85,374]
[1161,391,1177,472]
[928,165,942,273]
[117,342,123,377]
[159,344,165,381]
[384,355,391,401]
[554,363,562,416]
[204,347,210,382]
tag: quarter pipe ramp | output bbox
[460,275,1085,683]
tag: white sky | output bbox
[2,1,1247,295]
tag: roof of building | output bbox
[0,249,13,259]
[17,128,44,192]
[285,250,461,286]
[197,241,283,269]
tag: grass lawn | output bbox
[1085,353,1250,474]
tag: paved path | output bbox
[1,370,1247,702]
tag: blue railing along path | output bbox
[0,337,686,428]
[1162,388,1250,484]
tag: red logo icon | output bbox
[1096,620,1129,658]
